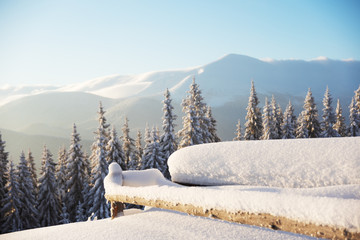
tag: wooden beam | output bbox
[105,194,360,240]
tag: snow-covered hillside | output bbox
[1,54,359,107]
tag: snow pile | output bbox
[104,162,178,188]
[105,182,360,231]
[1,208,316,240]
[168,137,360,187]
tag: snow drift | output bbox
[168,137,360,187]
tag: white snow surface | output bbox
[168,137,360,187]
[1,208,317,240]
[104,162,178,187]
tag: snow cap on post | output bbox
[106,162,123,186]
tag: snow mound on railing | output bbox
[168,137,360,187]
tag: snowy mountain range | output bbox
[0,54,359,162]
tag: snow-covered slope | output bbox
[168,137,360,187]
[1,54,358,107]
[0,208,317,240]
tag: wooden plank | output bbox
[106,194,360,240]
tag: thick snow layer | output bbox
[104,163,179,187]
[105,182,360,231]
[1,208,317,240]
[168,137,360,187]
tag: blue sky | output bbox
[0,0,359,86]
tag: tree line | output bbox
[236,81,360,140]
[0,77,359,234]
[0,77,219,233]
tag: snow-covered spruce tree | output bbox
[129,130,143,170]
[122,117,135,170]
[135,130,143,168]
[75,200,87,222]
[261,97,274,140]
[106,127,126,170]
[353,85,360,131]
[56,146,67,206]
[348,97,360,136]
[333,99,347,137]
[281,100,297,139]
[63,124,87,222]
[1,161,22,233]
[296,112,309,138]
[270,96,282,139]
[142,127,166,174]
[37,146,60,227]
[192,78,212,144]
[206,106,221,142]
[178,78,203,148]
[299,88,321,138]
[233,119,242,141]
[244,80,263,140]
[159,89,177,178]
[321,87,339,137]
[88,112,110,220]
[0,132,9,230]
[17,151,39,229]
[59,203,70,224]
[26,149,38,195]
[355,86,360,116]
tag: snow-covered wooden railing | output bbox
[105,137,360,240]
[104,163,360,240]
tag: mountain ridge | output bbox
[0,53,359,159]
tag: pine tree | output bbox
[261,97,274,140]
[206,106,221,142]
[59,203,70,224]
[122,117,135,169]
[80,160,91,221]
[244,80,263,140]
[37,146,60,227]
[233,119,242,141]
[0,132,9,230]
[64,124,87,222]
[281,100,297,139]
[142,127,166,176]
[321,87,339,137]
[1,161,22,233]
[17,151,39,229]
[192,78,212,144]
[296,112,309,138]
[353,86,360,130]
[299,88,321,138]
[270,96,282,139]
[56,146,67,205]
[131,130,143,170]
[26,149,37,195]
[178,78,203,148]
[106,127,126,170]
[144,123,151,145]
[355,85,360,115]
[333,99,347,137]
[159,89,177,178]
[136,130,143,166]
[348,97,360,136]
[75,201,87,222]
[88,110,110,220]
